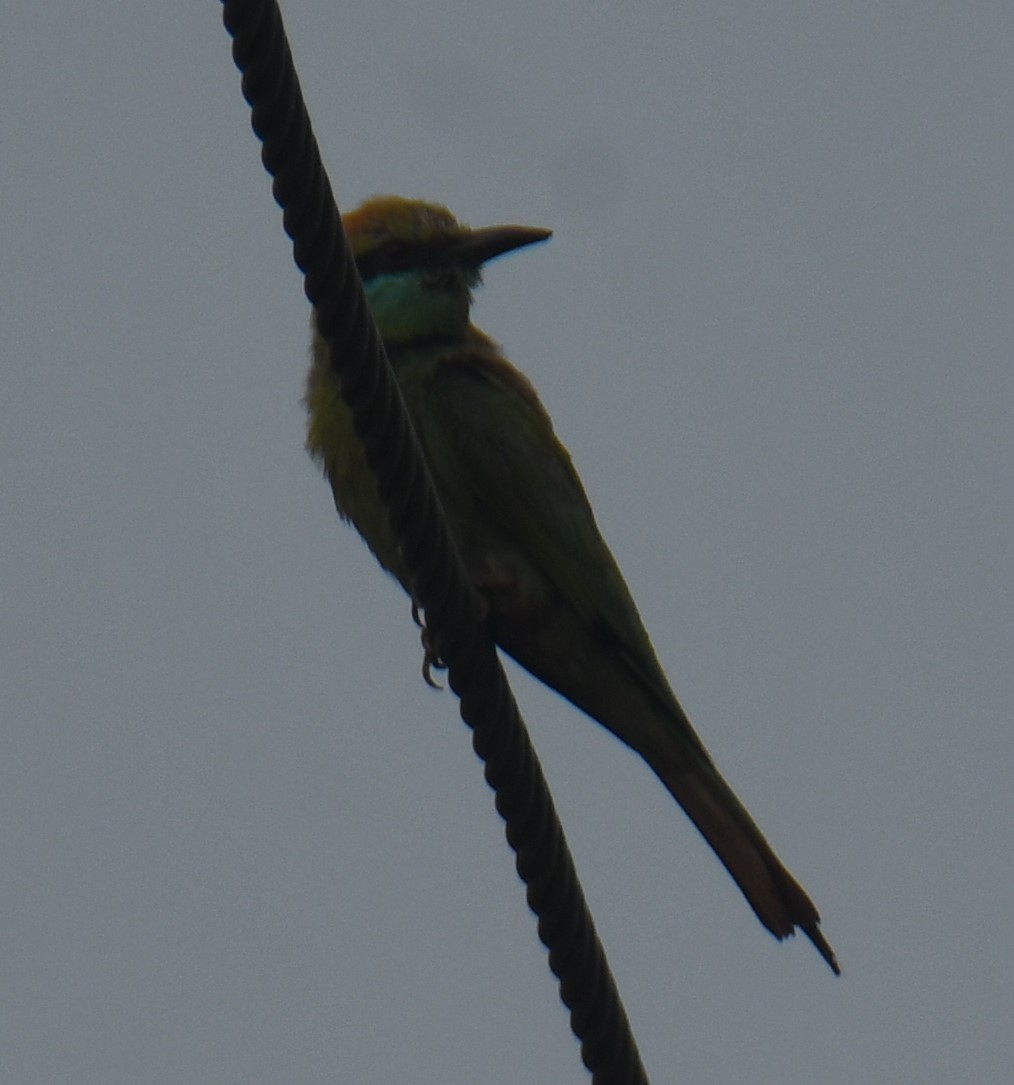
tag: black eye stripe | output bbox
[355,238,450,283]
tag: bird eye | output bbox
[422,268,456,291]
[355,240,412,282]
[383,241,410,265]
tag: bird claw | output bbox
[412,601,446,688]
[421,647,446,689]
[411,590,490,688]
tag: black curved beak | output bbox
[449,223,553,267]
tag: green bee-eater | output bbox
[305,196,838,973]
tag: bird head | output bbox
[341,196,551,345]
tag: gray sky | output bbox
[4,3,1013,1082]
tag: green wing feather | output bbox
[401,340,680,717]
[401,338,702,746]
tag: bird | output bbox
[304,195,839,974]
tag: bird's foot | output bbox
[411,602,446,688]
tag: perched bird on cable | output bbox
[305,195,839,973]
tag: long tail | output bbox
[651,744,840,974]
[492,604,839,973]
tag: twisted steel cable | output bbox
[221,3,650,1081]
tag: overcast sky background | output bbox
[4,3,1013,1083]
